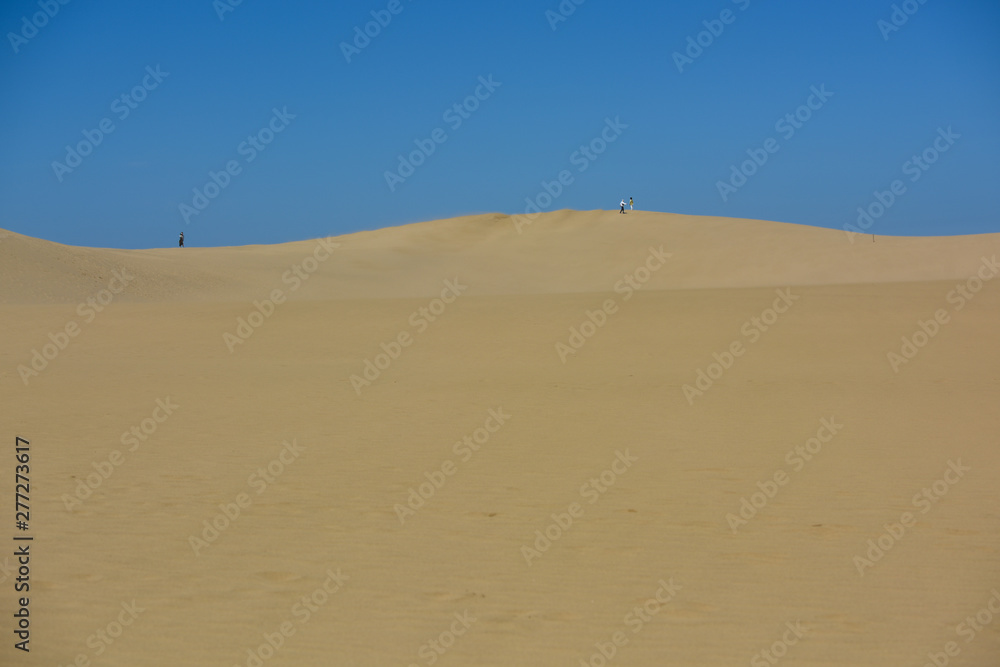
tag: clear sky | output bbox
[1,0,998,248]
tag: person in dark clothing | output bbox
[179,232,184,247]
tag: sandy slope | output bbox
[1,211,998,666]
[3,210,999,304]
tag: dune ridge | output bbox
[3,210,999,305]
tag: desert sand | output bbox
[1,209,998,666]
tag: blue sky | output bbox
[1,0,998,248]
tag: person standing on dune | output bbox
[620,199,626,214]
[629,196,633,210]
[179,232,184,247]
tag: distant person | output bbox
[179,232,184,247]
[629,197,634,210]
[620,199,626,214]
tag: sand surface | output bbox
[1,210,998,666]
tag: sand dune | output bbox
[3,210,999,304]
[2,211,998,666]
